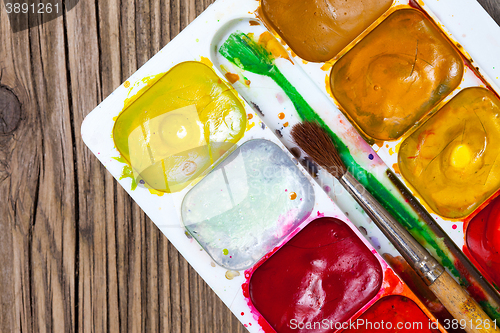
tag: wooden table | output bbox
[0,0,499,332]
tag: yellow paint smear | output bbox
[320,63,332,71]
[258,31,293,64]
[123,74,164,110]
[200,56,213,68]
[392,163,400,175]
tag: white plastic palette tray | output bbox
[82,73,403,330]
[82,0,500,331]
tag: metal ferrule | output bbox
[340,172,445,285]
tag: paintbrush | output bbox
[291,121,499,333]
[220,30,500,320]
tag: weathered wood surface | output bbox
[0,0,499,332]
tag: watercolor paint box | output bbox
[81,0,500,331]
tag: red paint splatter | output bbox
[241,312,244,316]
[452,224,458,230]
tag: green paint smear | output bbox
[113,157,138,191]
[220,31,500,319]
[112,156,127,164]
[121,165,138,191]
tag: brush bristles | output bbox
[290,122,347,180]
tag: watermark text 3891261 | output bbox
[3,0,79,32]
[288,318,498,331]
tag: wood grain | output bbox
[0,1,499,333]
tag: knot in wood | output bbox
[0,86,21,135]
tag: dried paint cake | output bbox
[399,87,500,218]
[113,61,246,193]
[260,0,393,62]
[331,9,463,141]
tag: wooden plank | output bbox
[94,1,122,332]
[29,17,77,333]
[62,0,109,333]
[0,9,34,333]
[0,5,78,333]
